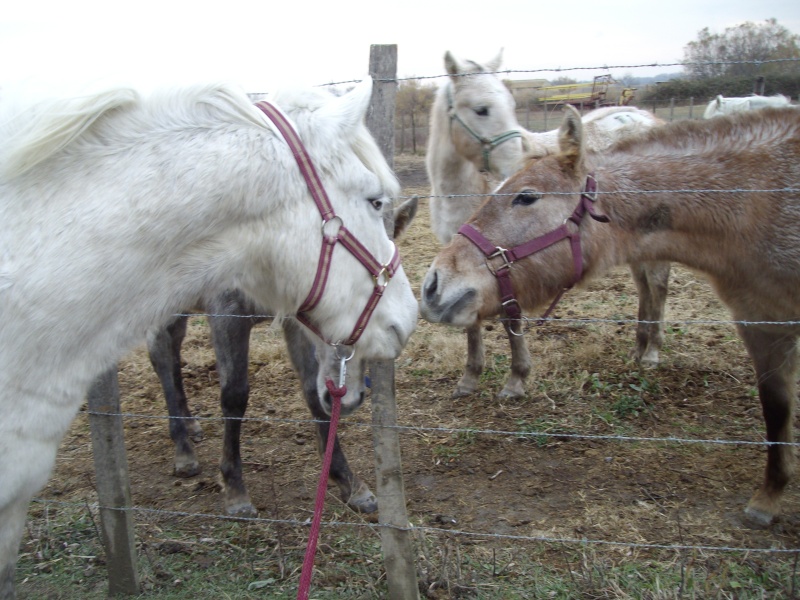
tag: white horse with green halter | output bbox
[426,49,665,400]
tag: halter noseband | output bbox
[458,174,609,324]
[446,85,523,174]
[255,101,401,349]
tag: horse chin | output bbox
[321,386,365,417]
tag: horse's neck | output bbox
[427,91,493,244]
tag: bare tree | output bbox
[683,18,800,79]
[396,79,435,154]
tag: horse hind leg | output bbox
[453,322,485,398]
[497,319,531,400]
[209,292,260,518]
[737,326,798,527]
[282,319,377,514]
[147,315,202,478]
[630,261,670,367]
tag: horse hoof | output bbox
[346,490,378,515]
[452,386,476,398]
[226,502,258,518]
[174,461,201,478]
[497,385,526,400]
[743,506,774,529]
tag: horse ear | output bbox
[556,106,585,174]
[392,196,419,240]
[444,51,462,80]
[319,77,372,131]
[485,48,504,73]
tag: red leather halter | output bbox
[255,100,402,348]
[457,174,609,324]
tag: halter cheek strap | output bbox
[458,174,609,324]
[255,100,401,349]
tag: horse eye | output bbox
[474,106,489,117]
[368,197,384,211]
[512,190,541,206]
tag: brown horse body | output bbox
[420,106,800,525]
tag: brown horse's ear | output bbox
[556,106,585,175]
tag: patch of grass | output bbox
[432,429,478,461]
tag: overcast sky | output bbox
[2,1,798,94]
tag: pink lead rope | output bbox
[296,381,343,600]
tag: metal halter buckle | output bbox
[486,247,513,275]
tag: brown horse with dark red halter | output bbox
[421,105,800,526]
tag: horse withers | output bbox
[426,49,667,401]
[421,104,800,526]
[0,78,417,598]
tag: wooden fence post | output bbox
[366,43,420,600]
[87,367,140,596]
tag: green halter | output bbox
[446,84,523,174]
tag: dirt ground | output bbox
[35,154,800,578]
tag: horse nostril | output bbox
[423,271,439,304]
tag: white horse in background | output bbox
[703,94,792,119]
[0,78,418,598]
[426,50,667,400]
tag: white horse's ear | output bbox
[320,77,373,131]
[557,106,585,174]
[444,51,462,79]
[485,48,504,73]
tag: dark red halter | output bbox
[458,174,609,324]
[255,100,402,347]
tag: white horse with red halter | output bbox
[0,77,417,598]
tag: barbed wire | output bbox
[29,498,800,555]
[313,57,800,87]
[78,409,796,449]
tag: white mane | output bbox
[0,84,267,180]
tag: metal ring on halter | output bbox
[321,215,344,238]
[373,265,392,288]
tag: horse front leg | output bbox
[0,497,29,600]
[282,319,377,514]
[147,315,202,477]
[497,319,531,400]
[737,325,798,527]
[453,322,485,398]
[630,261,670,367]
[209,295,258,518]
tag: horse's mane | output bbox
[0,83,267,180]
[603,107,800,159]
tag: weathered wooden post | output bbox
[366,44,421,600]
[87,367,140,596]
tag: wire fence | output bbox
[23,52,800,596]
